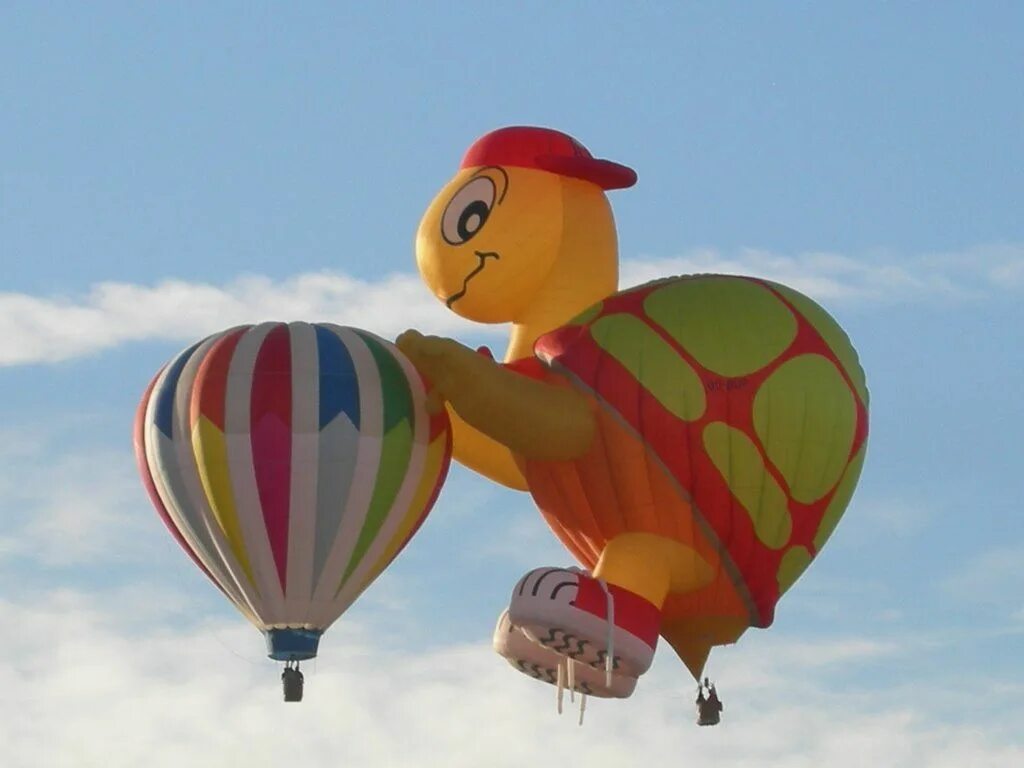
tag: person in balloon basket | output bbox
[281,663,304,703]
[696,678,723,726]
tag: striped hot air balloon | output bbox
[134,322,451,689]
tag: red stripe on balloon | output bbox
[250,324,292,591]
[190,328,247,431]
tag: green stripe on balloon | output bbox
[338,334,415,589]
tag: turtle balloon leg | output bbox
[502,533,714,688]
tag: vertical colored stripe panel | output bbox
[154,341,201,438]
[338,332,414,588]
[368,430,448,580]
[135,369,213,581]
[171,331,265,616]
[192,416,256,584]
[335,337,428,608]
[250,324,293,592]
[284,322,320,620]
[192,329,243,432]
[189,329,256,585]
[151,341,237,586]
[225,323,285,621]
[306,326,382,627]
[146,336,263,620]
[312,411,360,584]
[312,326,361,585]
[316,325,360,429]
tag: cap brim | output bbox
[536,154,638,191]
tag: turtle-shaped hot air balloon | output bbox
[397,126,868,716]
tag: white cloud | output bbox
[622,243,1024,303]
[3,242,1022,367]
[0,271,489,367]
[0,587,1020,768]
[0,425,150,567]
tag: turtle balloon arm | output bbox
[396,330,596,469]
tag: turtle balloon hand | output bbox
[396,329,470,410]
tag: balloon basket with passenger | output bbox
[267,628,322,702]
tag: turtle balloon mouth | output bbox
[445,251,501,308]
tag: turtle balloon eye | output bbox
[441,177,496,245]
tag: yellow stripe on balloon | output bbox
[366,432,448,583]
[192,415,257,588]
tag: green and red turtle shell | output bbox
[532,274,869,628]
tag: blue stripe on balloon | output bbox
[315,325,360,430]
[154,341,202,438]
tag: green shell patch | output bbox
[777,546,813,594]
[643,276,797,377]
[768,281,869,407]
[702,421,792,549]
[590,313,707,421]
[814,443,867,550]
[752,354,857,504]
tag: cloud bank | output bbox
[0,586,1020,768]
[2,244,1024,368]
[2,243,1022,367]
[0,426,147,567]
[621,243,1024,302]
[0,272,480,366]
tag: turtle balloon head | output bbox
[415,126,636,325]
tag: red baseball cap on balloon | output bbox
[460,126,637,191]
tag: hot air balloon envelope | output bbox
[134,322,452,663]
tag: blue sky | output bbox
[1,3,1022,766]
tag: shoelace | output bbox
[551,569,616,725]
[555,657,589,725]
[596,577,616,688]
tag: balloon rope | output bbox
[567,657,576,703]
[556,659,565,714]
[597,579,615,688]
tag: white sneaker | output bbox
[508,567,661,679]
[492,609,637,699]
